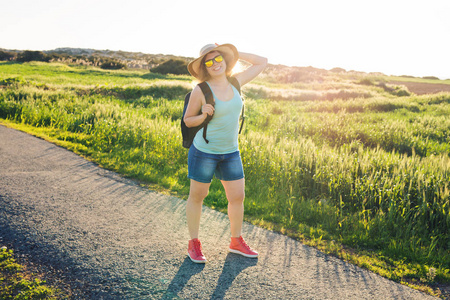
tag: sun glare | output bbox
[231,61,249,76]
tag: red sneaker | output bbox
[188,238,207,263]
[229,236,258,258]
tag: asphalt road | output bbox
[0,125,436,299]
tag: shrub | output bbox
[0,50,15,61]
[151,59,190,75]
[100,59,127,70]
[47,53,70,61]
[422,76,440,80]
[378,82,411,97]
[391,86,411,97]
[16,50,49,62]
[358,78,376,86]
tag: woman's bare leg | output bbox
[186,179,211,239]
[221,178,245,238]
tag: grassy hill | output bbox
[0,57,449,297]
[3,46,450,82]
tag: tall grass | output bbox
[1,62,449,286]
[0,82,191,192]
[241,132,449,262]
[242,94,450,157]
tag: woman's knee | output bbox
[226,188,245,204]
[189,190,208,203]
[230,191,245,204]
[222,179,245,204]
[188,180,210,203]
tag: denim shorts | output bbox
[188,145,244,183]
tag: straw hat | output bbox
[188,43,239,79]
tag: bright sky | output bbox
[1,0,450,79]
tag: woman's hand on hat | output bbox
[201,104,215,117]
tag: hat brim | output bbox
[188,44,238,80]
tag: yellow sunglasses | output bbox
[204,55,223,68]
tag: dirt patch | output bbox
[390,81,450,95]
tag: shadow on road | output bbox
[210,253,258,300]
[161,253,258,300]
[162,257,205,299]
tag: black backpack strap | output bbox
[198,82,214,105]
[239,104,245,134]
[198,82,214,144]
[228,77,245,134]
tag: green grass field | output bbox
[1,61,449,297]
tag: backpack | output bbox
[181,77,243,149]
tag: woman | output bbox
[184,43,267,263]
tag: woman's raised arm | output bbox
[233,52,268,86]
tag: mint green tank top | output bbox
[193,82,243,154]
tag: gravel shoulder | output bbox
[0,125,437,299]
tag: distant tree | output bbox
[88,56,102,67]
[0,50,15,61]
[147,57,165,69]
[16,50,49,62]
[46,53,63,61]
[151,59,189,75]
[100,59,126,70]
[422,76,439,80]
